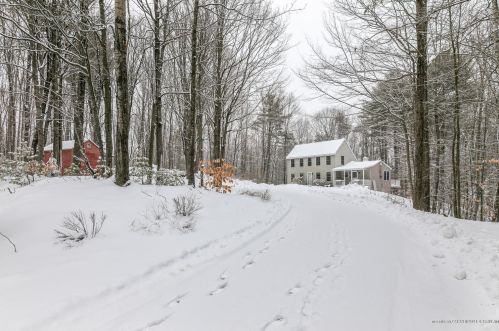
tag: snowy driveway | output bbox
[1,180,497,331]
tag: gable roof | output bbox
[333,160,392,171]
[286,139,345,159]
[44,140,75,152]
[43,139,98,152]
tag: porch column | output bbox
[362,169,365,186]
[343,170,345,186]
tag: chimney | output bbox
[363,156,368,162]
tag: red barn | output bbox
[43,140,101,175]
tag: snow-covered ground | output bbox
[1,178,498,330]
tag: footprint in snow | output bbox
[209,282,228,296]
[164,293,188,308]
[316,263,333,273]
[259,246,269,254]
[243,260,255,269]
[287,284,301,295]
[262,314,286,330]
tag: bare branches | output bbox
[0,231,17,252]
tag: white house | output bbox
[285,139,357,185]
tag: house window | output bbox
[316,157,320,166]
[291,159,295,167]
[384,170,390,181]
[300,158,303,167]
[352,171,358,179]
[291,174,295,180]
[341,156,345,165]
[308,158,312,166]
[326,156,331,165]
[316,172,321,180]
[299,173,304,178]
[326,172,331,181]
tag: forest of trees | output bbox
[302,0,499,221]
[0,0,497,221]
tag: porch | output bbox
[334,169,372,188]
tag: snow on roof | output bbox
[43,140,75,152]
[333,160,383,171]
[286,139,345,159]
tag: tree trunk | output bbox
[212,0,225,161]
[6,52,16,155]
[185,0,200,186]
[413,0,431,211]
[23,52,32,144]
[449,5,462,218]
[50,0,63,166]
[114,0,131,186]
[148,0,164,170]
[99,0,113,169]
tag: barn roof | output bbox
[43,139,100,152]
[286,139,345,159]
[333,160,392,171]
[43,140,75,152]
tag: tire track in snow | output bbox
[31,199,292,331]
[132,293,188,331]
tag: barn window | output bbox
[316,157,320,166]
[326,156,331,165]
[326,172,331,181]
[307,158,312,166]
[291,159,295,167]
[300,158,303,167]
[86,142,92,149]
[383,170,390,181]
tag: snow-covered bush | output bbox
[55,210,106,245]
[95,165,112,179]
[131,193,199,234]
[130,157,152,184]
[261,189,272,201]
[240,189,271,201]
[291,176,303,184]
[156,169,185,186]
[170,214,197,233]
[24,160,48,178]
[173,193,202,216]
[65,162,82,176]
[130,198,168,234]
[313,179,327,186]
[0,142,41,186]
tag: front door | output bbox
[352,171,358,183]
[307,172,313,185]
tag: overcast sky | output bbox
[280,0,332,115]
